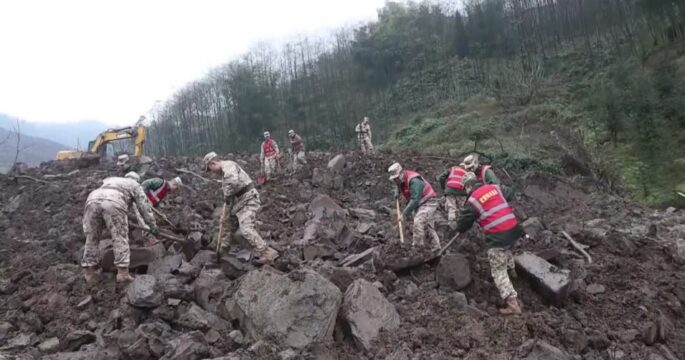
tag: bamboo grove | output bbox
[146,0,684,156]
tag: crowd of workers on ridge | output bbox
[81,115,522,316]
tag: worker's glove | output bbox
[449,222,458,231]
[225,195,235,207]
[147,227,159,236]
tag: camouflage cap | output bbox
[202,152,218,171]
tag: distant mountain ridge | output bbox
[0,127,68,173]
[0,113,111,150]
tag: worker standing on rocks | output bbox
[141,177,183,207]
[260,131,280,181]
[355,117,374,155]
[462,154,500,184]
[203,152,279,263]
[388,163,441,250]
[456,172,523,315]
[288,129,307,171]
[82,175,158,283]
[437,163,469,230]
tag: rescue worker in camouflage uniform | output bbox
[141,177,182,207]
[437,163,469,230]
[288,130,307,171]
[203,152,279,263]
[82,175,158,283]
[462,154,500,185]
[355,117,374,155]
[388,163,441,250]
[260,131,280,181]
[456,172,523,315]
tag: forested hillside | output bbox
[147,0,685,205]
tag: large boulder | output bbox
[343,279,400,352]
[225,268,342,349]
[515,252,571,307]
[301,194,351,246]
[127,275,164,308]
[160,331,209,360]
[435,253,472,291]
[327,154,346,173]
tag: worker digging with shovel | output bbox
[203,152,279,264]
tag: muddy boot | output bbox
[254,247,279,264]
[84,266,98,284]
[116,267,134,283]
[499,296,522,316]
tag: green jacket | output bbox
[456,183,522,248]
[400,178,426,219]
[437,170,467,197]
[481,168,500,185]
[141,178,165,193]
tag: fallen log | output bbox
[340,246,377,267]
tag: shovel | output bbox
[395,198,405,244]
[216,204,227,261]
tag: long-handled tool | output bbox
[216,204,227,260]
[129,223,185,244]
[395,198,405,244]
[677,191,685,199]
[438,232,461,256]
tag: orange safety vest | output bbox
[477,165,492,184]
[446,166,467,190]
[146,180,169,206]
[262,139,277,157]
[401,170,437,204]
[467,184,518,234]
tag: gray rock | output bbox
[148,254,183,278]
[225,268,342,349]
[127,275,163,308]
[586,283,606,295]
[349,208,377,221]
[0,279,17,295]
[515,252,571,307]
[327,154,346,173]
[2,333,32,350]
[176,303,230,331]
[0,321,15,340]
[228,330,244,345]
[43,350,119,360]
[385,344,412,360]
[343,279,400,352]
[161,331,209,360]
[102,247,161,272]
[193,268,229,312]
[39,337,61,353]
[446,291,468,311]
[136,321,174,358]
[436,253,472,291]
[63,330,96,351]
[519,339,571,360]
[279,348,298,360]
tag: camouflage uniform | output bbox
[412,199,441,249]
[444,196,463,223]
[355,122,374,155]
[290,134,307,171]
[82,177,157,268]
[487,247,517,300]
[220,161,267,252]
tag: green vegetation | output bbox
[147,0,685,206]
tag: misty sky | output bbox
[0,0,385,126]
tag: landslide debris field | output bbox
[1,152,685,360]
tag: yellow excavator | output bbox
[56,117,146,160]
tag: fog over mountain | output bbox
[0,113,111,150]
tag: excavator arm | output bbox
[88,123,146,157]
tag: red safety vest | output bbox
[477,165,492,184]
[446,166,467,190]
[401,170,437,204]
[290,135,303,151]
[263,139,277,157]
[467,184,518,234]
[146,180,169,206]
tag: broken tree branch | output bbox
[175,168,219,183]
[561,230,592,264]
[12,175,51,184]
[677,191,685,199]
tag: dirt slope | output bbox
[0,152,684,360]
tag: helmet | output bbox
[388,162,403,181]
[116,154,130,166]
[202,151,218,171]
[363,117,369,123]
[169,177,183,187]
[264,131,270,138]
[462,172,478,191]
[288,129,295,135]
[125,172,140,182]
[462,154,479,171]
